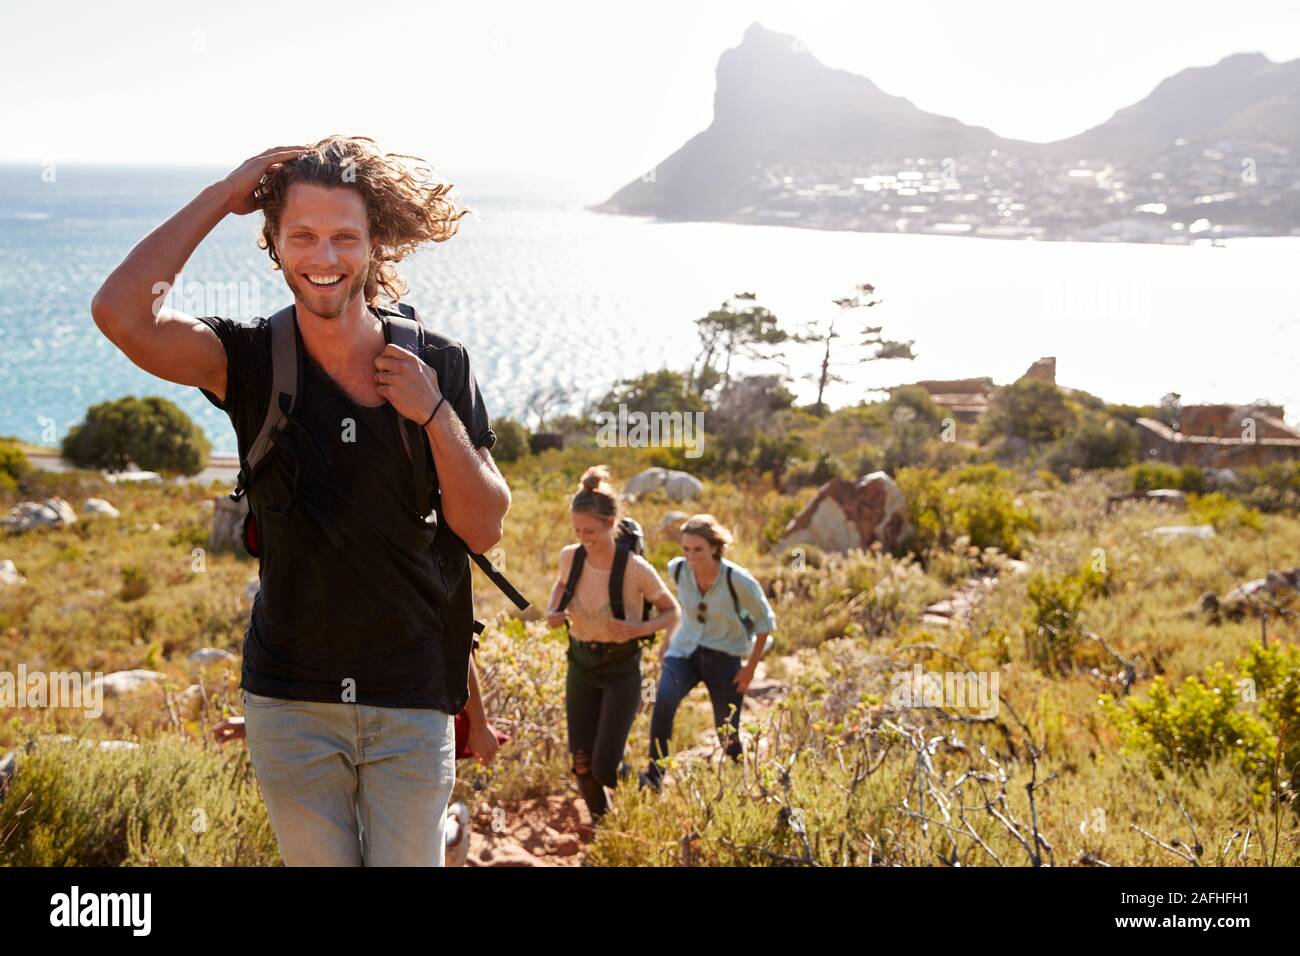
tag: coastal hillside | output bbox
[592,23,1300,240]
[2,376,1298,866]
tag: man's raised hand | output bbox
[222,145,310,216]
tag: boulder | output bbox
[656,511,690,537]
[776,472,911,554]
[82,498,120,518]
[188,647,237,667]
[1144,525,1215,540]
[0,559,25,586]
[209,496,249,553]
[624,468,702,502]
[103,464,160,483]
[0,750,15,800]
[89,669,166,698]
[664,471,703,501]
[1,497,78,532]
[1212,567,1300,619]
[624,467,669,497]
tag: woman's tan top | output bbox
[556,543,671,643]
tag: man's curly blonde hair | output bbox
[254,135,470,306]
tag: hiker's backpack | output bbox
[228,301,530,640]
[554,516,660,643]
[672,559,755,636]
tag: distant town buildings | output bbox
[740,140,1300,242]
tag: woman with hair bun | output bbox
[544,465,680,822]
[639,514,776,792]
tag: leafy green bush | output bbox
[981,379,1077,444]
[491,418,531,463]
[1103,642,1300,808]
[0,440,32,492]
[1128,462,1205,493]
[1045,414,1137,476]
[896,465,1037,558]
[1187,492,1263,532]
[1022,570,1086,674]
[1231,462,1300,514]
[62,396,211,475]
[783,449,850,491]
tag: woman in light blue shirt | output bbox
[639,514,776,791]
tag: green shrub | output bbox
[981,379,1077,444]
[1103,642,1300,806]
[897,465,1037,558]
[1128,462,1205,493]
[0,440,32,489]
[1045,414,1137,476]
[119,565,152,602]
[62,396,211,475]
[1231,463,1300,513]
[1022,571,1086,674]
[1187,492,1263,533]
[0,735,278,866]
[492,418,531,463]
[783,449,849,491]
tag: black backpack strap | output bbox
[725,565,743,617]
[380,307,435,522]
[725,564,756,635]
[556,546,585,613]
[609,540,631,621]
[384,302,532,614]
[231,304,301,502]
[672,560,683,587]
[470,552,530,610]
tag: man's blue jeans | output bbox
[645,647,745,784]
[242,689,456,866]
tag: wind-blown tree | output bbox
[794,282,916,417]
[689,292,788,395]
[598,369,707,416]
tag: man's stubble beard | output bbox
[283,266,369,320]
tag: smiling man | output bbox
[90,136,512,866]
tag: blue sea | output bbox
[2,164,1299,456]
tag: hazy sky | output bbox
[3,0,1299,200]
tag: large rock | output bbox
[776,472,912,554]
[1144,525,1215,540]
[1,497,78,532]
[89,669,167,698]
[656,511,690,537]
[0,559,25,586]
[188,647,237,667]
[0,750,15,801]
[664,471,704,501]
[624,468,703,502]
[209,496,249,552]
[82,498,120,518]
[1209,567,1300,620]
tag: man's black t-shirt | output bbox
[196,306,496,714]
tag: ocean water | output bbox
[1,164,1298,457]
